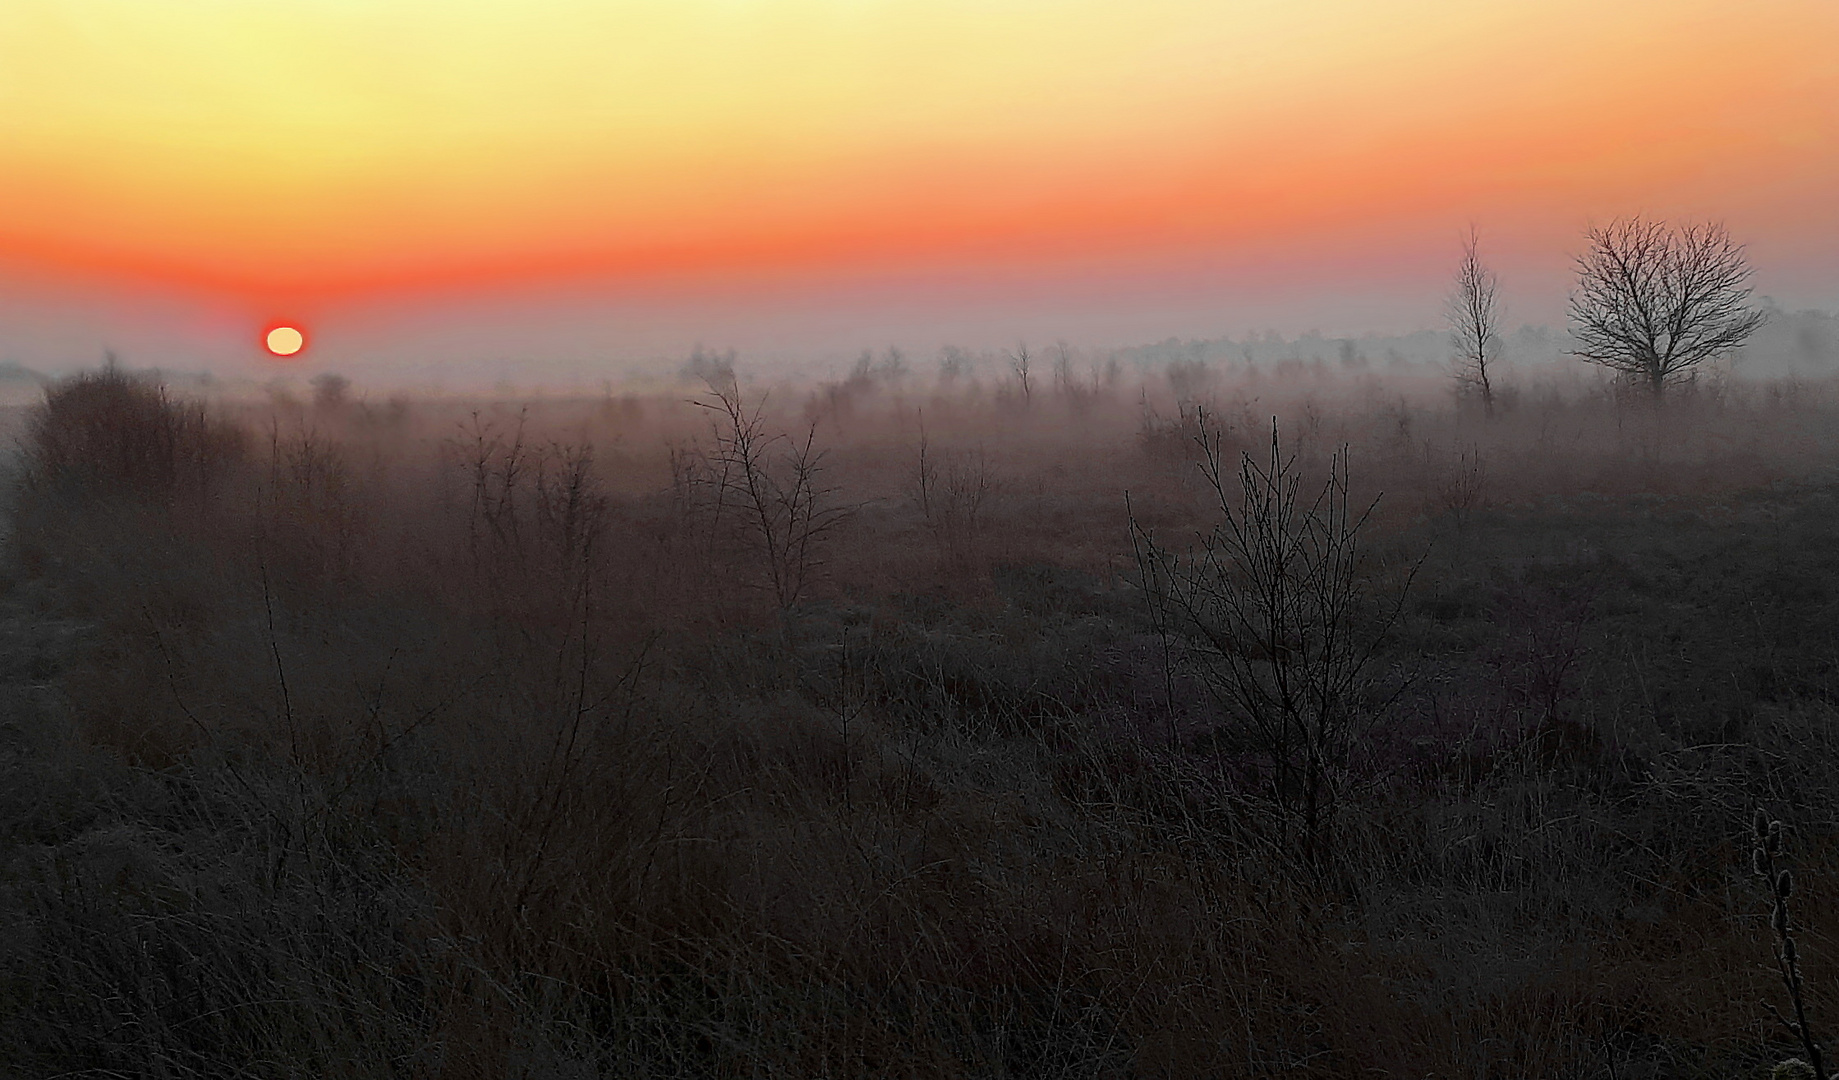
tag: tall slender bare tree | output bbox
[1447,226,1501,416]
[1568,217,1767,398]
[1006,343,1033,405]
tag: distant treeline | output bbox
[1107,306,1838,378]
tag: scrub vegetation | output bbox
[5,346,1839,1078]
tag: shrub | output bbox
[24,366,245,498]
[1131,415,1414,869]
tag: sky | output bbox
[1,0,1835,381]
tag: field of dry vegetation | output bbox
[4,357,1839,1077]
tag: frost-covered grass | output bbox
[4,365,1838,1077]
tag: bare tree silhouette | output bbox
[1007,342,1033,405]
[1568,218,1766,399]
[1448,225,1501,416]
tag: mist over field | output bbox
[4,296,1839,1073]
[5,307,1837,415]
[7,0,1839,1075]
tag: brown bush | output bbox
[25,365,245,497]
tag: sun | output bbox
[265,325,306,357]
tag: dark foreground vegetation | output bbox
[4,360,1839,1078]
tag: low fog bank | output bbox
[15,305,1831,410]
[87,307,1839,542]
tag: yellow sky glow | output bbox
[1,0,1834,309]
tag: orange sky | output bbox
[0,0,1835,364]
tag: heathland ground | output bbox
[2,359,1838,1077]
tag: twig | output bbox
[1753,809,1828,1079]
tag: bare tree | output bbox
[1447,226,1501,416]
[911,415,935,522]
[1568,217,1767,398]
[1007,342,1033,405]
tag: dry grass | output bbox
[4,363,1839,1077]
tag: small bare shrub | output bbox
[1136,394,1203,464]
[913,428,994,562]
[1131,415,1413,867]
[694,378,851,612]
[1432,443,1487,528]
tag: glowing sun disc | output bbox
[266,326,305,356]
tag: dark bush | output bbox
[24,366,245,497]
